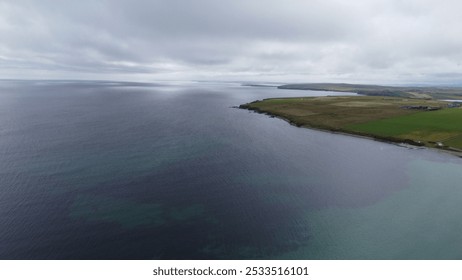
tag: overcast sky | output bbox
[1,0,462,84]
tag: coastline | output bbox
[239,103,462,159]
[277,82,462,100]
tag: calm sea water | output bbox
[1,80,462,259]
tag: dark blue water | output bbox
[1,80,462,259]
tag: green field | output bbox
[240,96,462,153]
[348,108,462,149]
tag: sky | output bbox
[1,0,462,84]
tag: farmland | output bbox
[240,96,462,153]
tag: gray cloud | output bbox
[1,0,462,84]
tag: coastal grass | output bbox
[240,96,462,152]
[348,108,462,149]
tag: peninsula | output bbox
[240,95,462,156]
[278,83,462,100]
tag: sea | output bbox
[1,80,462,259]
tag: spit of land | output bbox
[240,96,462,154]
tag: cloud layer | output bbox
[1,0,462,83]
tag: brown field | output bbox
[240,96,462,154]
[240,96,448,130]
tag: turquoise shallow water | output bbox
[279,159,462,259]
[0,80,461,259]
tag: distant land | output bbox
[277,83,462,100]
[240,96,462,157]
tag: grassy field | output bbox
[348,109,462,149]
[240,96,462,152]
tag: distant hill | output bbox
[278,83,462,100]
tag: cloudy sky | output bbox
[1,0,462,84]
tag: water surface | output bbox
[1,80,461,259]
